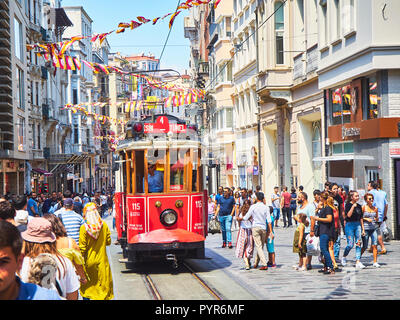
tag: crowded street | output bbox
[105,208,400,300]
[1,0,400,306]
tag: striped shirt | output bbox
[57,209,84,245]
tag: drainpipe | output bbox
[324,89,329,181]
[255,4,262,189]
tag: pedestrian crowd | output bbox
[0,190,114,219]
[0,189,114,300]
[208,180,390,275]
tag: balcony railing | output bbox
[306,45,318,74]
[197,61,209,76]
[293,54,304,80]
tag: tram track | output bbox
[141,261,223,300]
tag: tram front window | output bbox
[147,163,164,193]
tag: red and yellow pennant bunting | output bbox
[27,0,223,49]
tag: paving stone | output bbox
[205,223,400,299]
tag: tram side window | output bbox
[170,149,185,191]
[192,149,199,192]
[122,158,127,193]
[136,150,145,193]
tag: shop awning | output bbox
[32,168,53,176]
[49,164,74,174]
[313,155,375,162]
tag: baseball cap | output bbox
[63,198,73,207]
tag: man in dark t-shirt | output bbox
[214,188,236,248]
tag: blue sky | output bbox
[61,0,191,74]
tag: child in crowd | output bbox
[292,213,309,271]
[267,206,276,268]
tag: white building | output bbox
[316,0,400,239]
[232,0,259,190]
[60,6,95,193]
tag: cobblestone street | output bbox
[203,224,400,300]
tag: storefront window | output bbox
[330,84,351,125]
[332,142,354,154]
[367,77,380,119]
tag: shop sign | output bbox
[342,127,360,138]
[253,166,259,176]
[390,148,400,156]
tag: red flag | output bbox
[214,0,222,9]
[73,57,81,70]
[130,21,142,30]
[169,11,181,29]
[52,54,60,68]
[66,56,76,70]
[59,36,84,55]
[118,22,130,28]
[137,16,151,24]
[58,55,67,70]
[162,12,173,19]
[152,17,161,25]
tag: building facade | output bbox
[232,0,259,191]
[0,0,74,195]
[206,0,235,191]
[316,0,400,239]
[58,5,96,194]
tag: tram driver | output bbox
[146,163,164,193]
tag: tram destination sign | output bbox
[144,116,187,134]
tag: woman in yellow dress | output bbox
[79,202,114,300]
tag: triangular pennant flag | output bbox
[137,16,151,24]
[169,11,181,29]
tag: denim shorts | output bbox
[362,228,378,247]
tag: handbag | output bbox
[208,218,221,234]
[306,234,320,256]
[314,223,320,237]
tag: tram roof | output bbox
[116,138,202,151]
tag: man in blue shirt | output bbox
[215,186,223,204]
[214,187,236,248]
[0,220,61,300]
[147,163,164,193]
[368,181,388,254]
[27,192,39,217]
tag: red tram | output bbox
[114,114,208,268]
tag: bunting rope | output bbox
[26,0,221,50]
[29,49,206,97]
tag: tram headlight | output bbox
[160,209,178,227]
[132,122,144,140]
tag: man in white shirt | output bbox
[239,192,273,270]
